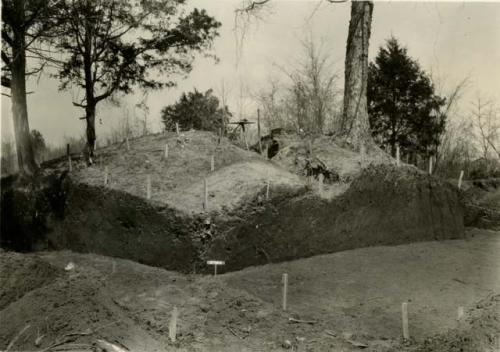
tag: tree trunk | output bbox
[83,19,96,161]
[10,1,38,175]
[85,103,96,159]
[340,0,374,150]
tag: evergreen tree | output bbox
[368,37,446,159]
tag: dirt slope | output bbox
[1,229,498,351]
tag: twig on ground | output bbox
[227,326,243,339]
[288,317,317,325]
[6,324,31,352]
[325,330,336,337]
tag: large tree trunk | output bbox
[10,1,38,175]
[340,1,374,150]
[85,103,96,159]
[83,20,96,162]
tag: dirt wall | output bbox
[1,165,464,273]
[207,165,465,271]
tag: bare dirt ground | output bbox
[1,228,498,352]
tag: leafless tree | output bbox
[256,34,340,135]
[236,0,372,150]
[471,97,500,160]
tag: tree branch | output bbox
[235,0,271,13]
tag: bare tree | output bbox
[471,97,500,159]
[236,0,371,149]
[277,34,339,135]
[216,79,233,135]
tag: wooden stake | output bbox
[457,306,464,320]
[169,307,178,342]
[125,137,130,151]
[104,166,109,185]
[218,127,222,145]
[242,129,249,150]
[175,122,179,136]
[210,155,215,172]
[318,174,324,196]
[402,302,409,341]
[396,146,400,167]
[266,180,270,200]
[458,170,464,189]
[203,178,208,211]
[257,109,262,154]
[428,157,433,175]
[282,273,288,311]
[164,144,169,159]
[68,156,72,172]
[146,175,151,200]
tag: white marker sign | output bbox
[207,260,225,276]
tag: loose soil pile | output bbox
[1,130,464,272]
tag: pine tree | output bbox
[368,37,446,160]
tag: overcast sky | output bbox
[1,0,499,146]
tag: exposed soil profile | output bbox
[1,132,464,273]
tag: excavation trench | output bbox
[1,164,465,273]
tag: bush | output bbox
[161,89,231,133]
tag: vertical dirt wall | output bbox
[1,165,465,273]
[207,165,465,271]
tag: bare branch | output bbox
[235,0,271,13]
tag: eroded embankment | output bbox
[1,162,464,273]
[208,164,465,271]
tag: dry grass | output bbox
[71,130,304,215]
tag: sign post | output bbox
[207,260,225,276]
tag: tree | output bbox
[53,0,221,160]
[368,37,446,160]
[278,34,339,135]
[471,97,499,160]
[30,129,46,162]
[340,0,373,149]
[2,0,60,175]
[161,89,231,133]
[1,136,17,175]
[256,35,340,135]
[236,0,373,149]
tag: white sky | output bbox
[1,0,500,146]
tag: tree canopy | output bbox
[368,37,446,158]
[161,89,231,133]
[52,0,221,159]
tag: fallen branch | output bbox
[96,339,129,352]
[346,339,368,348]
[227,326,243,339]
[38,320,121,352]
[288,317,317,325]
[325,330,336,337]
[6,324,31,351]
